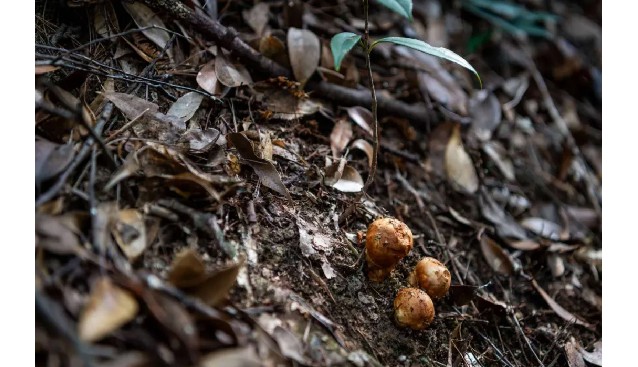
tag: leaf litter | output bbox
[35,0,602,365]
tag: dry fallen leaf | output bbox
[482,141,515,181]
[346,106,373,136]
[330,119,353,158]
[93,2,120,40]
[167,248,209,288]
[445,123,479,193]
[531,279,594,330]
[199,347,261,367]
[35,138,75,186]
[332,165,364,193]
[197,60,221,95]
[287,28,321,85]
[259,89,322,120]
[112,209,147,261]
[78,277,139,342]
[521,217,563,240]
[242,2,270,36]
[167,92,204,123]
[215,53,253,88]
[227,132,292,201]
[479,233,515,276]
[578,340,602,366]
[103,92,185,130]
[121,1,171,57]
[350,139,374,168]
[469,90,502,141]
[565,338,587,367]
[35,213,88,258]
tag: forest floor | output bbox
[35,1,602,366]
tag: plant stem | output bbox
[338,0,379,224]
[361,0,379,195]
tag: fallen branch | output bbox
[141,0,433,127]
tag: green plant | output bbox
[331,0,480,217]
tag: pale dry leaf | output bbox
[350,139,373,168]
[346,106,373,136]
[242,3,270,36]
[531,279,594,330]
[332,165,364,193]
[482,141,515,181]
[565,339,586,367]
[35,214,87,258]
[167,92,204,123]
[273,326,309,364]
[506,239,541,251]
[445,124,479,193]
[78,277,139,342]
[259,131,273,161]
[197,60,221,94]
[479,189,529,240]
[112,209,147,261]
[578,340,602,366]
[103,92,185,130]
[199,347,261,367]
[287,28,321,85]
[330,119,353,158]
[469,90,502,141]
[35,138,75,185]
[521,217,562,240]
[479,234,515,276]
[215,53,252,87]
[323,158,347,187]
[121,2,171,53]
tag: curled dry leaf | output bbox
[196,60,221,95]
[531,279,594,330]
[350,139,374,168]
[103,92,184,130]
[78,277,139,342]
[330,119,353,158]
[142,291,198,355]
[565,338,587,367]
[323,158,347,188]
[479,233,515,276]
[35,213,88,258]
[167,248,208,288]
[260,89,322,120]
[167,92,204,123]
[479,189,529,240]
[578,340,602,366]
[346,106,373,136]
[332,165,364,193]
[121,1,171,55]
[273,326,309,364]
[93,2,120,40]
[287,28,321,85]
[112,209,147,261]
[227,132,292,201]
[469,90,502,141]
[215,53,253,88]
[445,123,479,193]
[242,2,270,36]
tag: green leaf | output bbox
[375,0,413,20]
[372,37,482,87]
[330,32,362,72]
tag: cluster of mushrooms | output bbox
[365,218,451,331]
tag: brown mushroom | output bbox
[408,257,451,299]
[394,288,435,330]
[365,218,413,282]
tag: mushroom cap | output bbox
[408,257,451,299]
[365,218,413,269]
[394,287,435,330]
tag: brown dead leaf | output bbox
[121,2,171,57]
[506,239,541,251]
[323,158,347,187]
[521,217,563,240]
[197,60,222,95]
[479,189,529,240]
[330,119,353,158]
[346,106,373,136]
[565,338,586,367]
[287,28,321,85]
[242,2,270,36]
[259,89,322,120]
[142,291,198,356]
[35,213,88,258]
[35,138,75,186]
[445,123,479,193]
[531,279,594,330]
[227,132,292,201]
[103,92,185,130]
[273,326,309,364]
[350,139,373,168]
[35,65,59,74]
[215,53,252,87]
[78,277,139,342]
[479,233,515,276]
[469,90,502,141]
[193,257,246,306]
[112,209,147,261]
[167,248,208,288]
[259,34,288,66]
[94,352,150,367]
